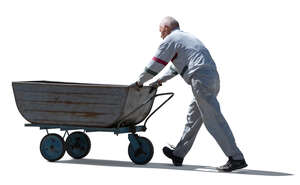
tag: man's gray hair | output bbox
[161,16,180,30]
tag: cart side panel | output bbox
[119,86,157,126]
[12,81,128,127]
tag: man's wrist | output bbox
[157,79,162,86]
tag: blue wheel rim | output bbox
[128,137,153,164]
[40,134,65,161]
[66,132,90,159]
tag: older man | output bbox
[132,16,247,172]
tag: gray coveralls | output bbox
[138,29,244,160]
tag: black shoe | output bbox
[217,157,248,172]
[162,147,184,166]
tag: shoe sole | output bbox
[217,163,248,172]
[173,160,183,166]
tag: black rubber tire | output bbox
[128,136,154,165]
[66,131,91,159]
[40,133,66,162]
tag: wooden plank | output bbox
[23,110,117,125]
[19,101,122,114]
[29,119,114,128]
[13,82,127,95]
[14,92,123,105]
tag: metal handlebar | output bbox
[143,92,174,127]
[116,92,174,130]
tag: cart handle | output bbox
[143,92,174,127]
[116,92,174,129]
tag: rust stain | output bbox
[82,112,100,117]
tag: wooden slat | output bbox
[29,119,114,128]
[23,110,117,124]
[19,101,121,114]
[15,91,123,105]
[14,91,123,104]
[13,83,127,95]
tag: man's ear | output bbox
[164,25,171,32]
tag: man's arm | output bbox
[157,64,178,83]
[137,40,177,85]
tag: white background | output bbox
[1,0,299,184]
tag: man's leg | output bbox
[173,98,203,158]
[191,72,244,160]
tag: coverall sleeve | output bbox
[137,40,177,84]
[158,64,178,83]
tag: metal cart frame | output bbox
[25,92,174,164]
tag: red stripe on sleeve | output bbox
[171,53,178,62]
[152,57,168,66]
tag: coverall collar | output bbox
[171,28,180,33]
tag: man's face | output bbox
[159,24,171,39]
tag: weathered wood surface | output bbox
[12,81,156,128]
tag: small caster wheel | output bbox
[128,136,154,165]
[66,131,91,159]
[40,133,66,162]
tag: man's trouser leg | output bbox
[173,98,203,158]
[191,70,244,160]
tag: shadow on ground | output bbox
[57,159,293,176]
